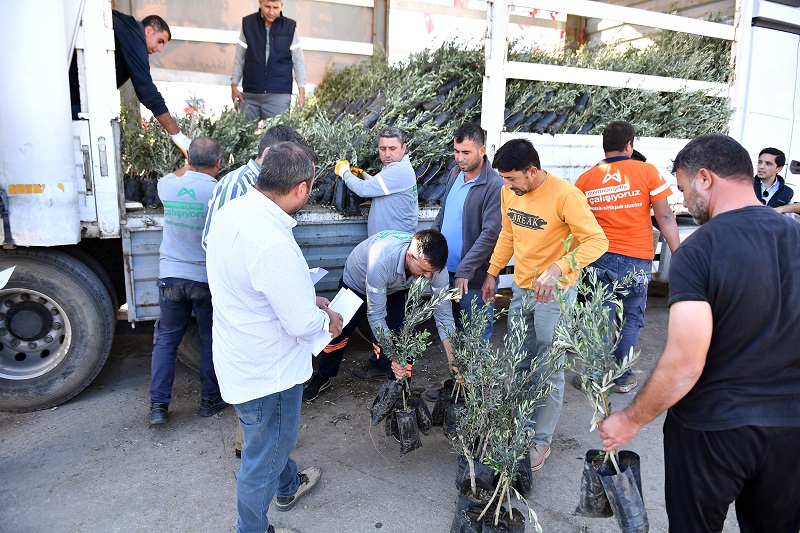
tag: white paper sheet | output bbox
[0,266,15,290]
[308,267,328,286]
[311,288,364,356]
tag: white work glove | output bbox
[171,132,192,157]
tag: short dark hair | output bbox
[454,122,485,147]
[187,137,221,169]
[257,124,308,159]
[256,141,316,195]
[412,229,448,271]
[603,121,635,153]
[672,134,753,183]
[141,15,171,40]
[759,147,786,168]
[492,138,541,173]
[379,127,404,144]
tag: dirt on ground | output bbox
[0,292,739,533]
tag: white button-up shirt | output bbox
[206,188,329,404]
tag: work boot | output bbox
[267,526,299,533]
[199,396,229,417]
[276,466,323,511]
[148,402,168,425]
[423,389,439,402]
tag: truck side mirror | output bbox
[790,160,800,175]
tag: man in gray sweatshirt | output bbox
[335,127,418,236]
[148,137,227,426]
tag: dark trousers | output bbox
[150,277,218,403]
[317,278,407,378]
[663,411,800,533]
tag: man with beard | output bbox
[431,122,503,341]
[599,134,800,532]
[481,138,608,472]
[206,142,343,533]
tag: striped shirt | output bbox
[202,159,260,250]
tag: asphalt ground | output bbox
[0,292,739,533]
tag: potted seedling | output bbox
[449,294,552,533]
[553,247,648,533]
[371,277,459,454]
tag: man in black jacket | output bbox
[69,13,190,154]
[754,147,793,209]
[230,0,306,121]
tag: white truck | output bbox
[0,0,797,411]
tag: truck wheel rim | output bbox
[0,288,72,380]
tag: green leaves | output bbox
[376,278,459,371]
[554,244,640,432]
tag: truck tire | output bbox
[177,318,201,372]
[0,249,115,412]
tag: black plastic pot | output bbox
[575,449,613,517]
[443,401,464,438]
[482,506,525,533]
[512,450,533,497]
[370,379,401,426]
[599,451,649,533]
[410,395,432,435]
[431,378,455,426]
[450,508,483,533]
[456,455,497,489]
[396,409,422,455]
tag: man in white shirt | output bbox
[206,142,343,533]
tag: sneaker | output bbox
[423,389,439,402]
[235,448,241,459]
[275,466,323,512]
[570,375,583,391]
[148,402,168,425]
[529,444,551,472]
[303,375,332,402]
[199,396,229,417]
[267,526,299,533]
[614,373,638,394]
[351,362,389,382]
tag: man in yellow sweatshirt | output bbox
[481,138,608,472]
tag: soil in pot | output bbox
[482,506,525,533]
[450,508,483,533]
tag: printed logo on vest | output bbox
[177,187,197,200]
[507,208,547,230]
[602,170,622,184]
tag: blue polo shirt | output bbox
[440,171,477,273]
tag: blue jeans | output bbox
[150,277,218,403]
[450,273,493,341]
[590,252,650,372]
[509,282,575,447]
[235,384,303,533]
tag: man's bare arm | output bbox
[598,300,711,450]
[652,198,681,253]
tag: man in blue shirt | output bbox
[432,123,504,339]
[424,123,503,400]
